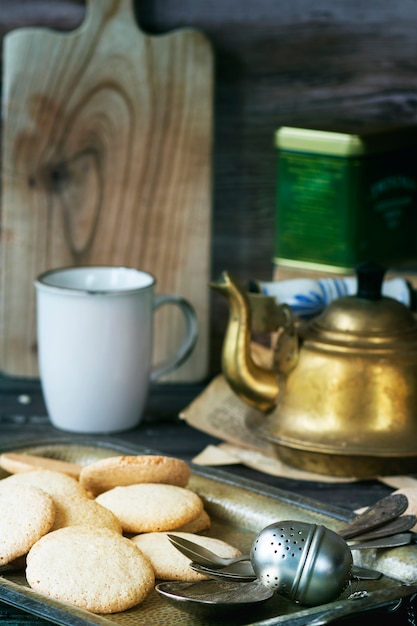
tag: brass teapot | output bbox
[211,263,417,477]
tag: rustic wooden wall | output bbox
[1,0,417,376]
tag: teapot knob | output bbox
[356,261,386,301]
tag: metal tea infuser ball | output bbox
[250,520,353,606]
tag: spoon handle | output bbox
[190,561,381,582]
[348,532,412,550]
[346,514,416,541]
[190,562,256,582]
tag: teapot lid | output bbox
[307,262,417,346]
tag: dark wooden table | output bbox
[0,377,415,625]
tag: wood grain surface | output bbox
[0,0,213,381]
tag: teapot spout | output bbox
[210,271,280,412]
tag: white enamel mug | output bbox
[34,266,198,434]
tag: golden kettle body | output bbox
[211,265,417,477]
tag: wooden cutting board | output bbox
[0,0,213,382]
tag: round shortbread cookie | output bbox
[0,470,120,532]
[96,483,204,533]
[175,508,211,533]
[0,482,55,566]
[52,494,122,533]
[131,532,242,581]
[1,469,87,498]
[79,455,191,496]
[0,452,81,479]
[26,526,155,614]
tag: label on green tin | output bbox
[275,148,417,268]
[276,152,358,267]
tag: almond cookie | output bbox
[96,483,203,533]
[26,526,154,613]
[0,482,55,565]
[131,531,242,581]
[175,508,211,533]
[1,469,87,498]
[51,493,122,533]
[79,455,191,496]
[0,469,120,532]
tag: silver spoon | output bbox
[155,578,274,618]
[190,560,257,582]
[337,493,409,539]
[342,514,416,541]
[168,493,413,570]
[189,522,372,608]
[189,560,382,582]
[165,518,415,617]
[157,579,417,621]
[168,527,412,572]
[348,532,412,550]
[177,533,412,584]
[167,534,250,568]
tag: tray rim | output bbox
[0,435,414,626]
[0,434,357,523]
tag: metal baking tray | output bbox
[1,437,417,626]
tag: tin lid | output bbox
[275,125,417,156]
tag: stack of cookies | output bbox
[0,452,242,614]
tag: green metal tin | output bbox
[275,125,417,272]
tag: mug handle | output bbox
[150,294,198,382]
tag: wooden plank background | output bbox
[0,0,213,383]
[1,0,417,377]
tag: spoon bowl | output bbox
[155,579,274,617]
[167,534,250,568]
[338,493,409,539]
